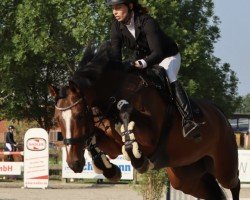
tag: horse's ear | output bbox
[69,81,80,94]
[48,84,59,99]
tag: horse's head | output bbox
[48,82,94,173]
[48,42,117,172]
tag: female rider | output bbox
[107,0,201,139]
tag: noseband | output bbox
[55,98,83,111]
[55,97,93,147]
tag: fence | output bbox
[0,151,24,175]
[0,151,24,156]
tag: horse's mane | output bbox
[70,41,123,88]
[78,43,96,67]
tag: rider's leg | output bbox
[5,143,12,151]
[5,143,13,161]
[170,81,201,138]
[159,53,200,139]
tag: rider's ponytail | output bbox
[133,3,148,14]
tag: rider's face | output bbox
[112,4,129,22]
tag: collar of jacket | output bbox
[119,12,142,39]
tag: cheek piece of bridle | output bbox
[55,96,94,148]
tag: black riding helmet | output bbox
[8,125,15,130]
[106,0,138,6]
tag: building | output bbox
[0,120,7,143]
[229,114,250,149]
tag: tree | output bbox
[243,94,250,113]
[134,169,168,200]
[141,0,241,115]
[0,0,76,129]
[237,94,250,114]
[0,0,242,128]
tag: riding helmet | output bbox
[106,0,138,6]
[8,125,15,130]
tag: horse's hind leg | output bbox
[167,160,226,199]
[201,173,226,200]
[213,136,240,200]
[230,178,240,200]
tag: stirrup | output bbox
[182,120,202,141]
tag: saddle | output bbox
[142,65,203,118]
[143,65,168,95]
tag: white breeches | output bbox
[159,53,181,83]
[5,143,12,151]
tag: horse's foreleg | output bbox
[119,103,150,173]
[88,136,121,182]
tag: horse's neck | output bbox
[97,119,122,144]
[92,106,122,143]
[94,127,122,158]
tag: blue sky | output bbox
[213,0,250,96]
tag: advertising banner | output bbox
[62,147,133,180]
[238,150,250,182]
[24,128,49,188]
[62,149,250,182]
[0,162,23,175]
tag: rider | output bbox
[5,125,17,152]
[107,0,201,139]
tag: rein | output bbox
[90,73,150,130]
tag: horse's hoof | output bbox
[103,164,121,182]
[136,157,150,174]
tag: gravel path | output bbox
[0,180,249,200]
[0,181,146,200]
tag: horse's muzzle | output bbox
[68,159,85,173]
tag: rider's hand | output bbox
[134,60,143,68]
[122,60,134,69]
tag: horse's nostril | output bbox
[75,161,80,168]
[69,160,84,173]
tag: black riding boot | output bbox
[170,81,201,139]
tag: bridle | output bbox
[55,98,83,111]
[55,96,94,147]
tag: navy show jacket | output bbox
[110,13,179,66]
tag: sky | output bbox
[213,0,250,96]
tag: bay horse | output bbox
[49,42,240,199]
[0,144,24,162]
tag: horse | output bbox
[0,144,24,162]
[49,42,240,199]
